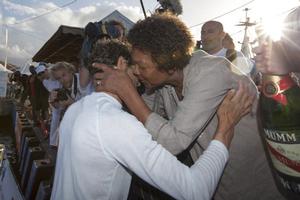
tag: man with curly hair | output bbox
[94,13,284,199]
[51,40,251,200]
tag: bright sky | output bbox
[0,0,299,68]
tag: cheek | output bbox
[65,74,73,82]
[143,72,162,84]
[139,70,153,81]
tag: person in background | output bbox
[50,62,88,109]
[51,40,252,200]
[201,20,254,77]
[9,71,23,100]
[34,65,50,130]
[49,61,89,146]
[79,20,126,92]
[36,63,61,147]
[222,33,237,61]
[20,73,30,105]
[27,65,39,124]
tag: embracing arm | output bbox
[101,86,251,200]
[95,58,257,155]
[101,112,228,200]
[144,59,251,154]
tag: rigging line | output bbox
[230,29,244,36]
[7,0,77,26]
[5,25,45,41]
[189,0,256,29]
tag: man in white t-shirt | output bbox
[51,40,252,200]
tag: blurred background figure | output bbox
[49,61,88,146]
[201,20,254,78]
[36,62,61,146]
[222,33,237,63]
[28,65,39,124]
[9,71,22,100]
[79,20,126,91]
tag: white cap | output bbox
[36,64,46,74]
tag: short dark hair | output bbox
[89,40,131,69]
[128,13,194,71]
[202,21,224,33]
[29,65,36,74]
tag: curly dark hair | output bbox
[128,13,194,71]
[88,40,131,74]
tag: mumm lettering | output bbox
[264,129,296,142]
[279,177,300,193]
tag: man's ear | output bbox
[116,56,128,70]
[220,31,226,40]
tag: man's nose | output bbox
[132,65,140,76]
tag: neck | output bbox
[105,92,122,103]
[207,46,223,55]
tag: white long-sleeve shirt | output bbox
[51,92,229,200]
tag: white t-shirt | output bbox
[51,92,229,200]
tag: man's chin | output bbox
[144,84,165,95]
[143,82,155,90]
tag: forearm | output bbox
[107,117,228,200]
[79,67,91,89]
[145,112,211,155]
[190,140,229,199]
[213,128,234,149]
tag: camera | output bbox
[54,88,70,102]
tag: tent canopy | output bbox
[32,25,84,65]
[32,10,135,66]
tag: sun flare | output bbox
[252,0,299,41]
[261,16,284,41]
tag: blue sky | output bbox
[0,0,299,67]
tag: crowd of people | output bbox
[6,4,300,200]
